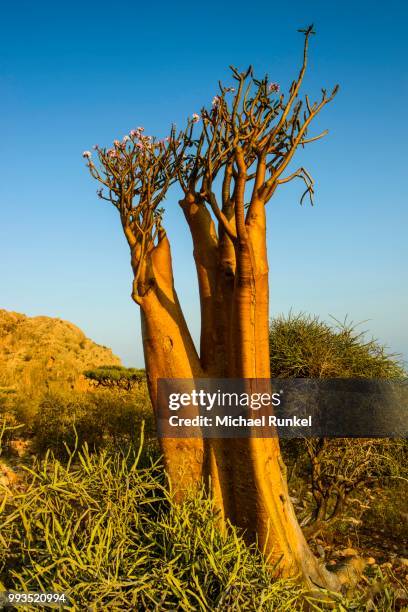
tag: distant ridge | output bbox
[0,309,121,395]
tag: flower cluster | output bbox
[268,82,280,93]
[209,87,235,113]
[83,124,170,163]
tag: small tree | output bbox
[83,365,145,391]
[269,313,407,538]
[85,27,342,588]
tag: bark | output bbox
[179,194,219,374]
[133,234,204,497]
[179,193,235,523]
[129,197,344,590]
[221,193,342,589]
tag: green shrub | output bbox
[363,478,408,542]
[0,434,306,611]
[5,392,41,433]
[270,313,405,379]
[0,390,27,449]
[32,388,155,457]
[270,314,407,539]
[0,426,404,610]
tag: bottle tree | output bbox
[85,27,343,589]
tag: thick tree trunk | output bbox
[179,194,235,522]
[179,194,219,374]
[134,235,204,497]
[130,201,343,590]
[221,196,341,589]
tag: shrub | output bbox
[300,438,408,538]
[0,390,26,450]
[270,313,405,379]
[31,387,155,457]
[0,434,306,611]
[363,479,408,542]
[270,313,407,538]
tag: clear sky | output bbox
[1,0,407,367]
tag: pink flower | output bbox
[212,96,220,107]
[192,113,200,123]
[113,139,120,147]
[137,126,144,132]
[82,150,92,159]
[122,135,130,142]
[165,137,170,141]
[130,130,138,138]
[135,142,144,149]
[269,82,280,93]
[107,149,117,158]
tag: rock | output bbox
[10,439,29,457]
[0,309,121,396]
[336,557,366,587]
[316,544,325,559]
[0,463,20,487]
[339,548,358,557]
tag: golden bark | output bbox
[221,190,341,589]
[125,179,343,590]
[130,213,342,589]
[179,193,219,374]
[179,193,235,523]
[133,234,204,497]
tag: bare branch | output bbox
[276,167,315,206]
[84,128,179,300]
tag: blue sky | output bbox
[1,0,407,366]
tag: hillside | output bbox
[0,309,121,395]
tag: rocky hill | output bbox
[0,309,121,396]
